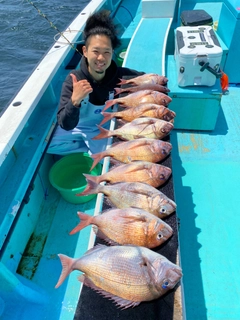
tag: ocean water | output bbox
[0,0,89,115]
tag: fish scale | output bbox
[117,73,168,86]
[55,245,182,306]
[100,103,176,125]
[56,244,182,308]
[102,90,172,112]
[70,208,173,248]
[79,180,176,218]
[83,161,172,188]
[90,138,173,170]
[77,247,157,299]
[79,247,149,285]
[93,117,174,140]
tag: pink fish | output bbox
[78,179,176,218]
[70,208,173,248]
[83,160,172,188]
[99,103,176,126]
[93,117,173,141]
[114,83,170,96]
[89,138,172,171]
[118,73,168,86]
[55,244,182,309]
[102,90,172,112]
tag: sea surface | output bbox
[0,0,90,115]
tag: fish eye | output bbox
[161,148,167,155]
[160,207,167,214]
[159,174,165,180]
[162,279,170,289]
[157,233,163,240]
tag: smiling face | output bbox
[82,34,113,81]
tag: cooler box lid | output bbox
[181,10,213,26]
[176,26,222,58]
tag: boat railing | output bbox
[0,0,117,252]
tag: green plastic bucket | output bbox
[49,153,102,204]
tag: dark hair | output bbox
[83,10,121,49]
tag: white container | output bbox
[175,26,223,87]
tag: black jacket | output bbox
[57,56,144,130]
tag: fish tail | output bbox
[83,173,100,184]
[55,254,73,288]
[117,78,127,85]
[114,87,123,96]
[69,211,93,235]
[77,177,101,196]
[89,152,104,171]
[99,112,115,125]
[92,125,111,140]
[102,99,115,112]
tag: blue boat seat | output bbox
[123,17,174,75]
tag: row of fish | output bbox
[55,73,182,310]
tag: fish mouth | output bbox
[174,267,183,278]
[156,261,183,288]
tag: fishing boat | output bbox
[1,0,239,318]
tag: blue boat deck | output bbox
[171,84,240,319]
[166,0,240,317]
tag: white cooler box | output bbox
[175,26,223,87]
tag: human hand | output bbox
[70,73,93,107]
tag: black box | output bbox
[180,9,213,26]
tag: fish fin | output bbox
[83,173,100,185]
[114,87,123,96]
[76,178,99,196]
[102,99,115,112]
[92,125,111,140]
[112,297,141,310]
[133,118,156,125]
[69,211,93,235]
[118,161,155,174]
[79,275,141,309]
[55,254,73,288]
[99,112,115,126]
[118,209,148,223]
[133,134,145,139]
[117,78,127,85]
[89,152,104,171]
